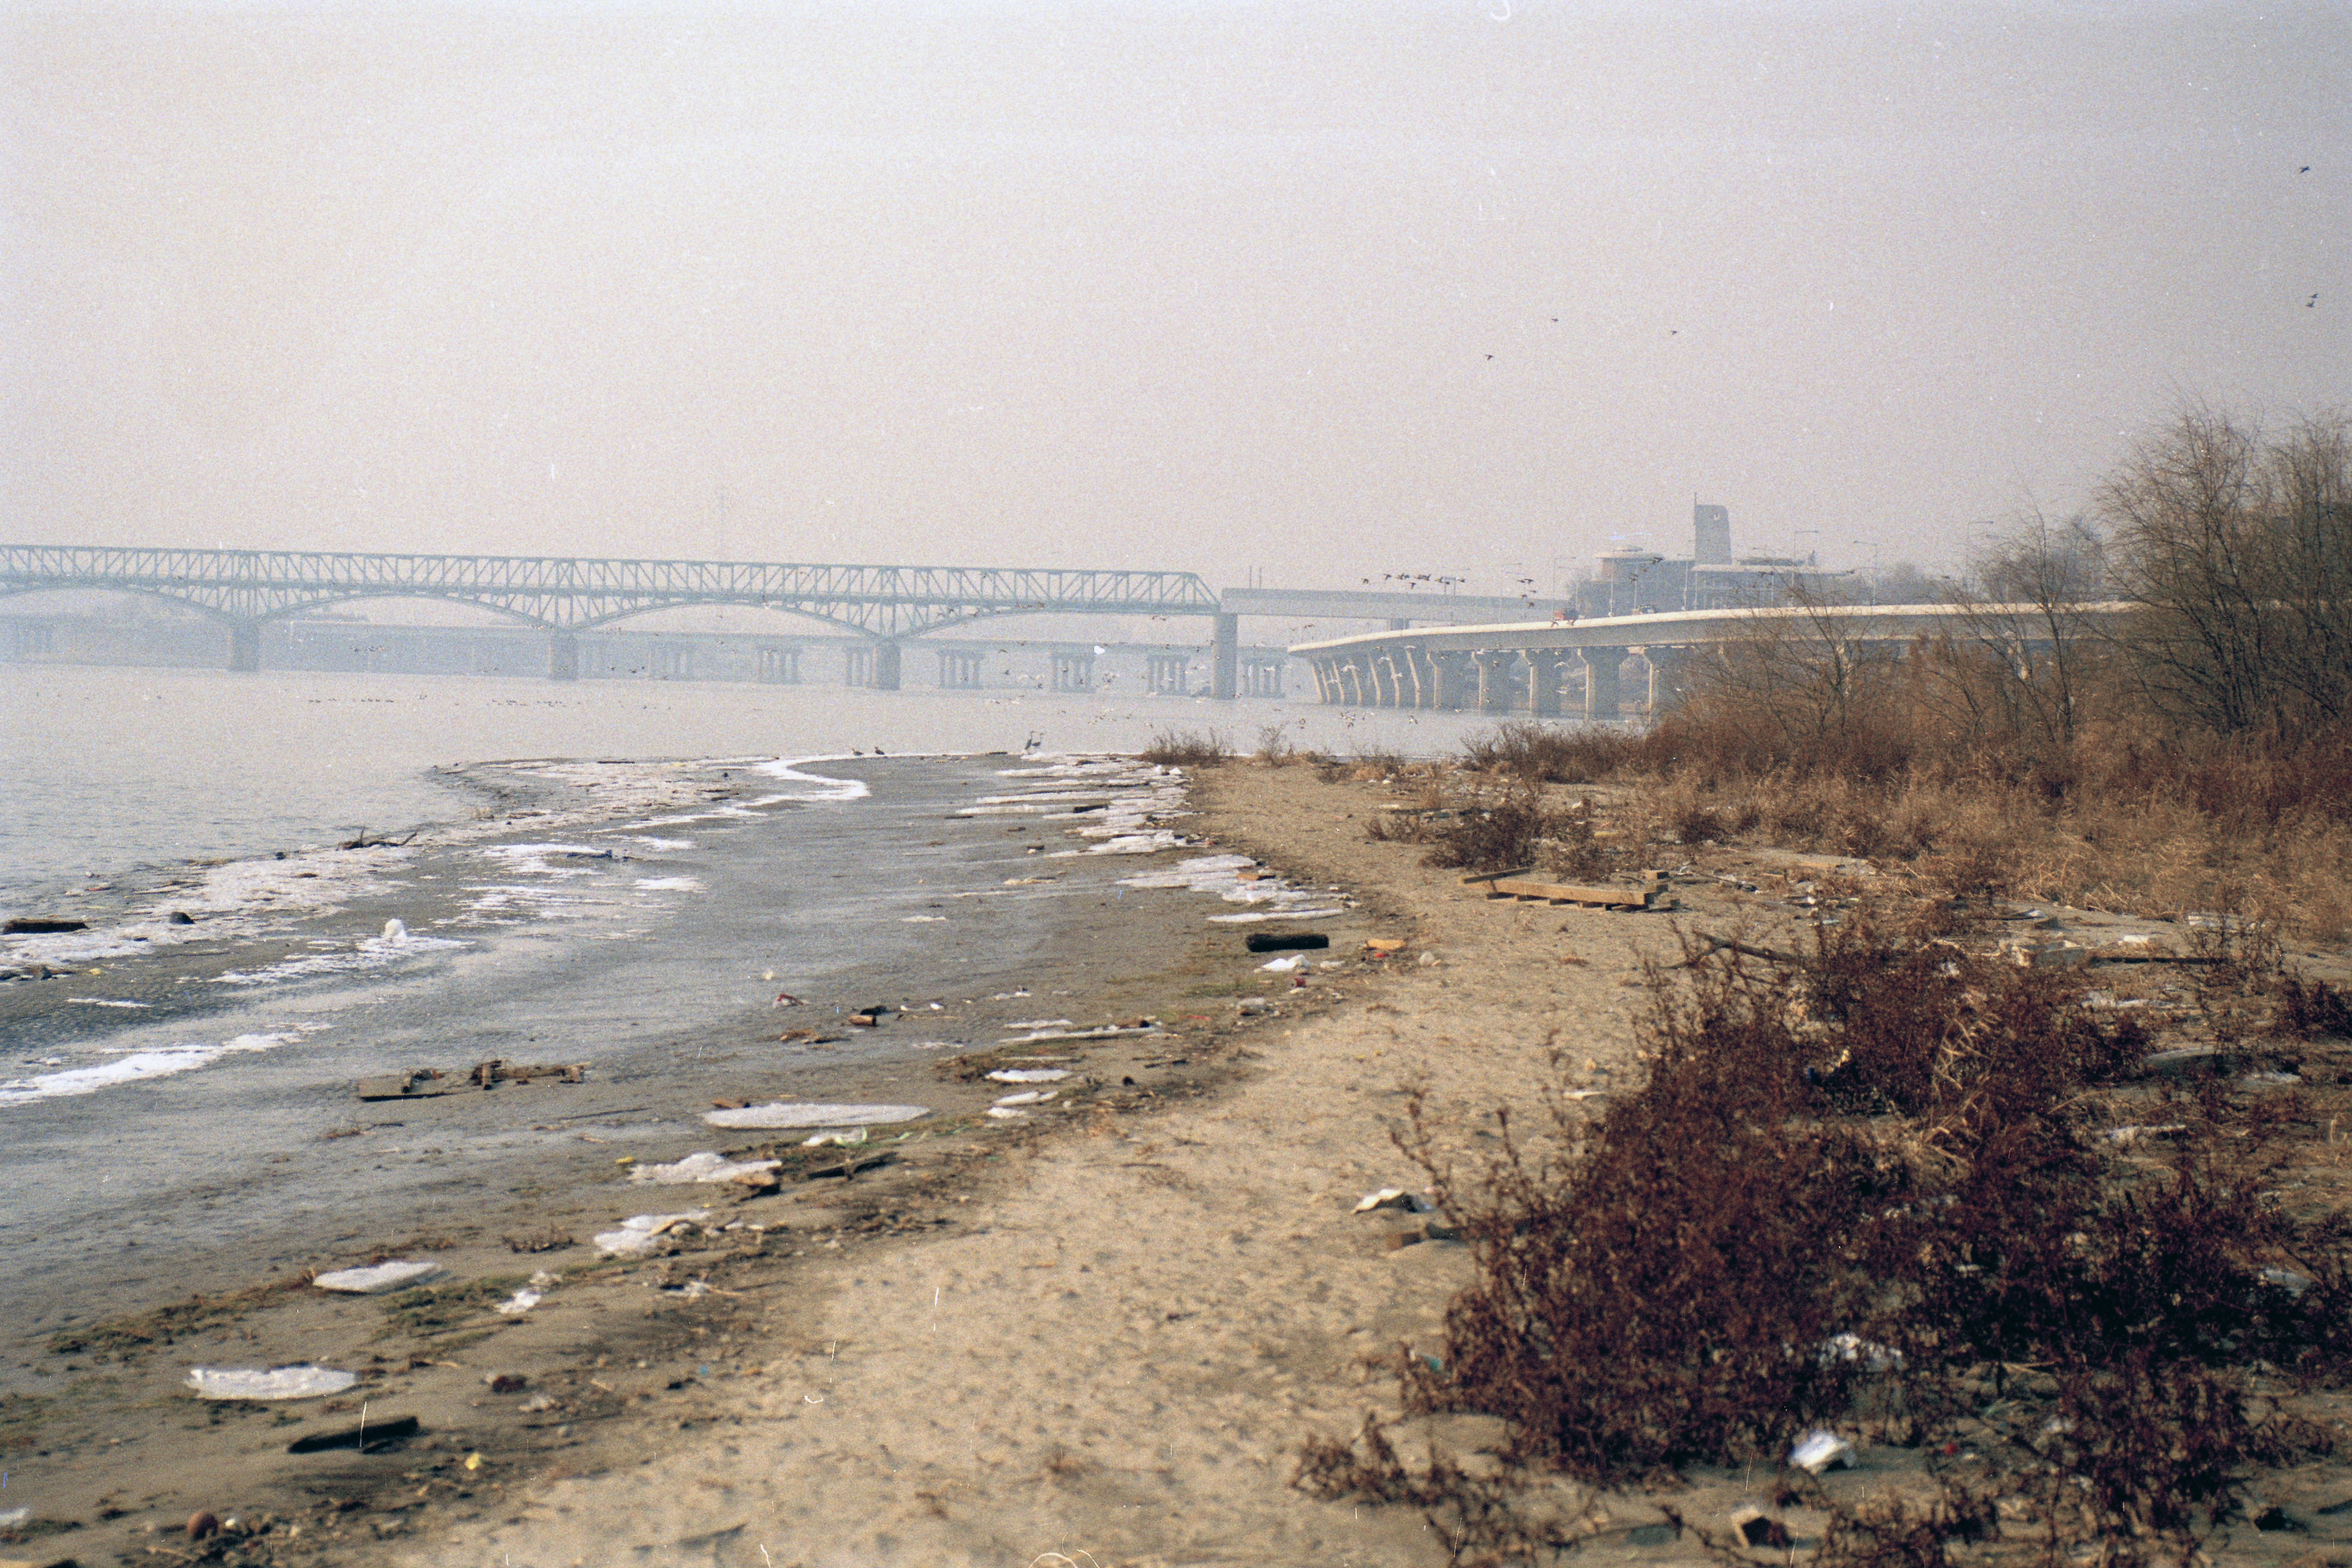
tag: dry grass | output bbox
[1299,903,2352,1565]
[1139,728,1232,767]
[1459,716,2352,942]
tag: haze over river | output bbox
[0,663,1496,914]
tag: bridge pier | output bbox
[1210,613,1238,700]
[1398,645,1429,707]
[1432,652,1469,710]
[1583,646,1627,721]
[1640,646,1687,711]
[872,639,902,691]
[549,632,580,682]
[1525,651,1563,717]
[1474,651,1513,714]
[226,619,263,673]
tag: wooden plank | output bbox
[1488,877,1661,908]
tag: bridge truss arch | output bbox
[0,544,1226,681]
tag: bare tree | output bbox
[2099,408,2352,732]
[1932,514,2109,749]
[1679,587,1904,767]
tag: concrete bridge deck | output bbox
[1290,601,2135,716]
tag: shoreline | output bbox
[0,751,1331,1562]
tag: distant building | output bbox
[1574,504,1839,617]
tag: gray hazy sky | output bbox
[5,1,2345,593]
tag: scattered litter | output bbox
[593,1211,710,1257]
[493,1288,543,1317]
[997,1024,1158,1044]
[1364,938,1406,953]
[381,918,409,943]
[313,1260,447,1295]
[1235,997,1273,1016]
[1004,1018,1075,1030]
[1355,1188,1435,1215]
[2105,1123,2188,1146]
[658,1279,714,1299]
[2264,1266,2315,1296]
[986,1067,1072,1083]
[2,917,87,934]
[186,1366,359,1401]
[0,1506,31,1526]
[1790,1429,1857,1474]
[1818,1333,1904,1372]
[802,1127,868,1148]
[357,1062,582,1100]
[1260,955,1304,972]
[986,1106,1030,1120]
[1732,1509,1792,1548]
[2000,937,2089,970]
[804,1150,895,1180]
[703,1101,929,1129]
[629,1151,784,1185]
[486,1372,528,1393]
[992,1089,1057,1107]
[1245,932,1329,952]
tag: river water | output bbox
[0,663,1491,913]
[0,664,1502,1343]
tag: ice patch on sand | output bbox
[0,1024,324,1106]
[754,757,871,803]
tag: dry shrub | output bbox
[1139,727,1230,767]
[1254,723,1299,766]
[2277,976,2352,1040]
[1811,1486,2000,1568]
[1462,721,1654,784]
[1303,909,2347,1560]
[1417,795,1557,875]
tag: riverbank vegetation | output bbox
[1462,410,2352,941]
[1299,409,2352,1564]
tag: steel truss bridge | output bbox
[0,544,1225,686]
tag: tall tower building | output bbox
[1693,503,1732,565]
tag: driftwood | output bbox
[1681,933,1806,967]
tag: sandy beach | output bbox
[12,756,2352,1568]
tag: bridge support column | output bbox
[1432,653,1468,710]
[1474,651,1513,714]
[1338,658,1366,707]
[1582,646,1626,721]
[1311,659,1337,704]
[549,632,580,683]
[1399,646,1429,707]
[1640,646,1687,711]
[226,619,263,673]
[871,640,902,691]
[1210,614,1238,700]
[1525,651,1563,717]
